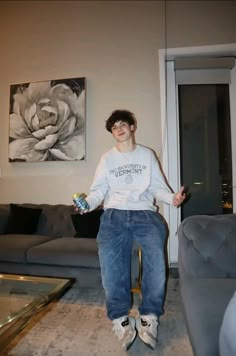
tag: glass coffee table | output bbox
[0,273,73,350]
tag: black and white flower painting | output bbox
[9,77,86,162]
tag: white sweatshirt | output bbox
[86,144,174,212]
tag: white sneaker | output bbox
[136,314,159,350]
[112,315,137,350]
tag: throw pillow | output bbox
[4,204,42,234]
[71,209,103,238]
[0,205,10,234]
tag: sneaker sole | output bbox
[125,329,137,351]
[138,334,156,350]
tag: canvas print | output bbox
[9,77,86,162]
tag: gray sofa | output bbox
[178,214,236,356]
[0,203,140,289]
[0,203,104,287]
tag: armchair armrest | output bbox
[178,214,236,279]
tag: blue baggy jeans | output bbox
[97,209,167,320]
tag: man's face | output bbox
[111,121,134,143]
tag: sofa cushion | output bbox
[34,204,76,237]
[0,235,55,263]
[180,278,236,356]
[0,204,77,238]
[26,237,100,268]
[71,209,103,238]
[4,204,42,234]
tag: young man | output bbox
[77,110,185,350]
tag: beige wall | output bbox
[0,0,235,204]
[166,0,236,48]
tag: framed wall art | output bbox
[9,77,86,162]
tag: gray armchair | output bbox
[178,214,236,356]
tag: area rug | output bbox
[3,278,193,356]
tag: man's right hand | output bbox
[73,203,89,215]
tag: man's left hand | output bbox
[173,186,186,207]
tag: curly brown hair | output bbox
[105,110,136,132]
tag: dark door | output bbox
[178,84,233,219]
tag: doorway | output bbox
[179,83,232,219]
[159,44,236,264]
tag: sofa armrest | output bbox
[178,214,236,279]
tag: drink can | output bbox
[72,193,89,210]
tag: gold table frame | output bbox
[0,273,73,350]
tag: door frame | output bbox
[159,43,236,265]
